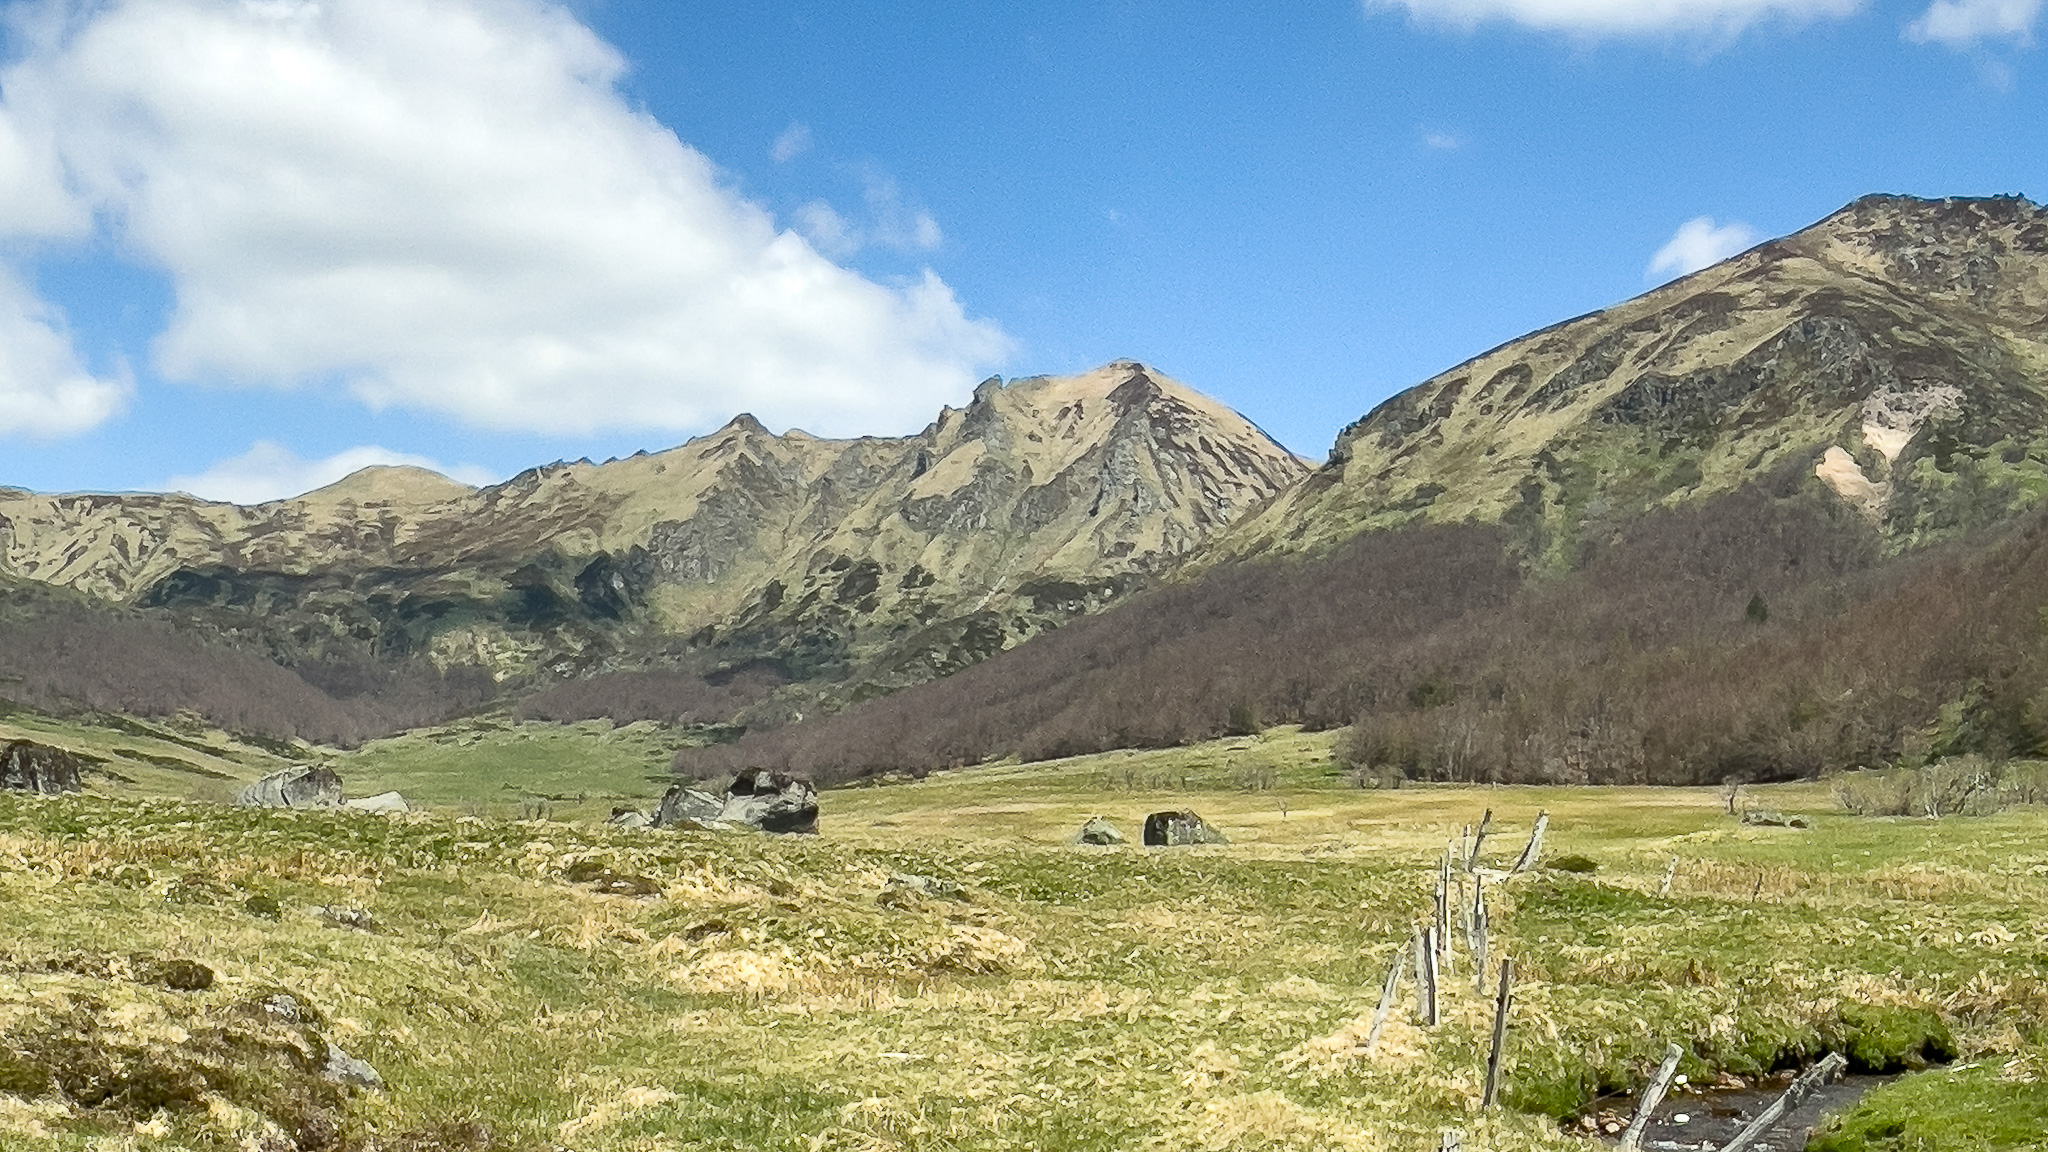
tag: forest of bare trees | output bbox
[675,467,2048,787]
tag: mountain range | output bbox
[2,193,2046,784]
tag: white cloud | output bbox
[1906,0,2043,45]
[771,122,813,163]
[163,440,496,504]
[791,170,944,258]
[0,270,130,437]
[1647,216,1763,281]
[0,0,1008,439]
[1367,0,1864,35]
[1421,129,1463,150]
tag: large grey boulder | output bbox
[1142,810,1228,846]
[719,768,818,834]
[237,766,344,810]
[343,791,409,815]
[653,785,724,828]
[0,741,81,795]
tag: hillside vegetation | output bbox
[681,196,2048,788]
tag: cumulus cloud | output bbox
[0,271,130,436]
[1647,216,1763,281]
[1367,0,1865,35]
[0,0,1008,439]
[163,440,496,504]
[1907,0,2043,45]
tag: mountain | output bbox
[680,194,2048,787]
[1220,194,2048,566]
[0,362,1306,730]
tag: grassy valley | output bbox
[0,727,2043,1149]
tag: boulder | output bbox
[653,785,724,828]
[343,791,409,815]
[1142,810,1228,847]
[0,740,82,795]
[719,768,818,834]
[237,766,344,810]
[1073,816,1125,845]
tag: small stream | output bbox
[1577,1070,1897,1150]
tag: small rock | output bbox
[322,1044,384,1090]
[1674,1113,1690,1125]
[243,893,283,920]
[606,808,653,829]
[256,992,310,1024]
[1739,810,1809,829]
[319,906,374,932]
[146,958,216,992]
[880,872,968,905]
[1073,816,1125,845]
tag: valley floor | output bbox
[0,724,2043,1150]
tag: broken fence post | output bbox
[1467,808,1492,871]
[1714,1052,1847,1152]
[1438,1130,1463,1152]
[1618,1042,1685,1152]
[1511,811,1548,874]
[1437,848,1456,979]
[1411,924,1429,1021]
[1482,958,1513,1109]
[1364,944,1407,1053]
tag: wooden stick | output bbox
[1619,1043,1685,1152]
[1437,849,1455,978]
[1511,811,1548,874]
[1482,958,1513,1109]
[1363,945,1407,1053]
[1467,808,1492,870]
[1411,925,1429,1021]
[1713,1052,1846,1152]
[1419,926,1440,1026]
[1469,873,1489,995]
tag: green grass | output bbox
[0,724,2043,1149]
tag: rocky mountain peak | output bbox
[0,362,1307,699]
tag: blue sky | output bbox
[0,0,2040,501]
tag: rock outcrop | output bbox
[0,740,82,795]
[718,769,819,834]
[1073,816,1125,845]
[237,766,344,810]
[1142,811,1228,846]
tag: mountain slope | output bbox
[680,194,2048,786]
[0,362,1306,712]
[1219,194,2048,565]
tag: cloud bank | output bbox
[163,441,496,504]
[1907,0,2043,45]
[1648,216,1762,280]
[0,0,1008,440]
[1367,0,1864,35]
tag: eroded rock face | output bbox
[1142,810,1227,846]
[719,768,818,834]
[0,740,81,795]
[236,766,343,810]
